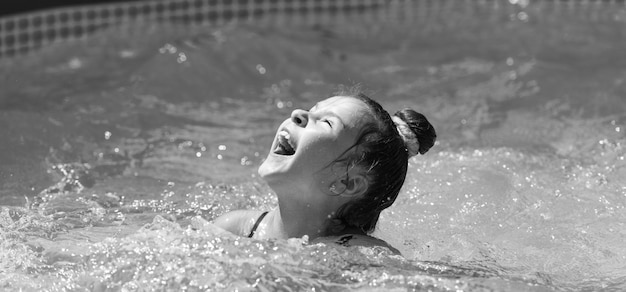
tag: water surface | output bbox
[1,1,625,291]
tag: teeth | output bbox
[278,130,290,140]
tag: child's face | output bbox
[258,96,371,192]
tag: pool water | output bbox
[1,1,625,291]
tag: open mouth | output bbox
[274,130,296,155]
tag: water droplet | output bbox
[218,145,226,151]
[104,131,112,140]
[509,0,529,7]
[517,12,529,22]
[159,43,177,54]
[68,58,82,69]
[177,52,187,63]
[119,50,136,58]
[256,64,266,74]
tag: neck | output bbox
[267,184,339,240]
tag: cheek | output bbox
[303,137,342,161]
[299,145,329,166]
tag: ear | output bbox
[334,174,368,198]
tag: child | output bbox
[213,91,436,253]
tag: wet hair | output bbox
[331,91,436,234]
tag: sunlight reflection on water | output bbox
[1,1,625,291]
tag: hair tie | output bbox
[392,116,420,157]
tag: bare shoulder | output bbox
[212,210,266,237]
[312,234,401,255]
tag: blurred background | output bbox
[1,0,138,17]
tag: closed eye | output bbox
[323,119,332,127]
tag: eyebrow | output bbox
[310,103,345,125]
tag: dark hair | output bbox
[331,91,436,234]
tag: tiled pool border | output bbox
[0,0,625,59]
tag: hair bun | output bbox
[391,116,420,156]
[393,109,436,156]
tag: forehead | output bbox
[315,96,371,127]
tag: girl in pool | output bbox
[213,90,436,253]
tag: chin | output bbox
[257,160,272,178]
[258,153,287,179]
[258,154,304,187]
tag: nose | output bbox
[291,109,309,127]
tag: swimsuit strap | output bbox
[248,211,269,238]
[336,235,354,247]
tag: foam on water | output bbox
[1,2,625,291]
